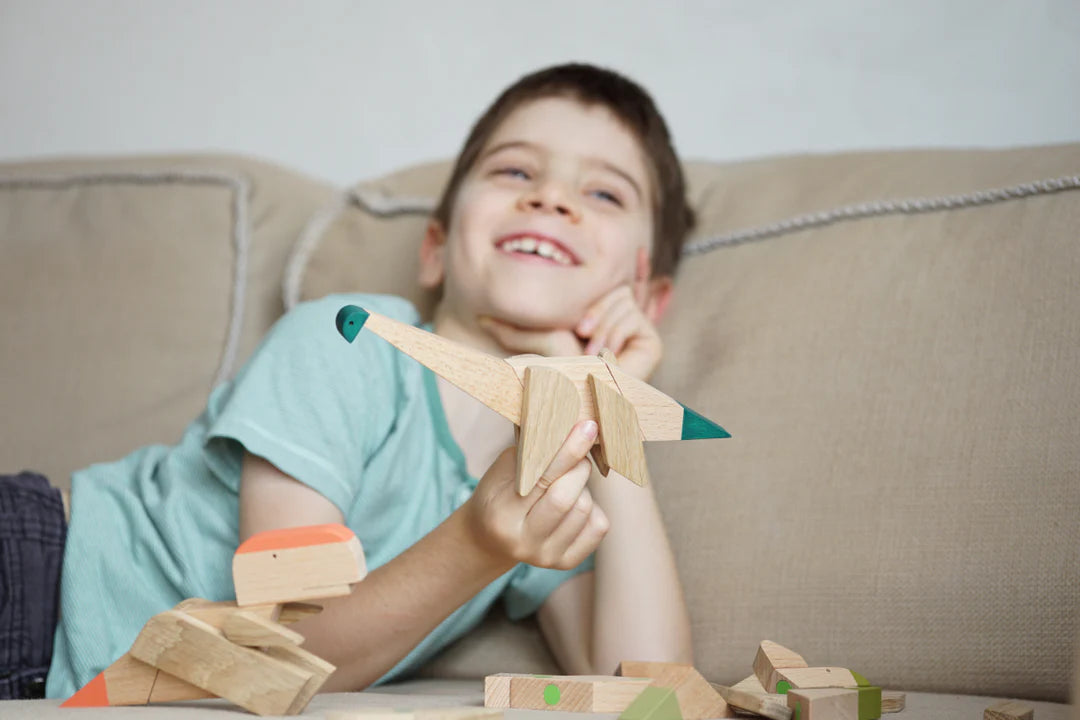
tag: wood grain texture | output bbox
[366,311,523,424]
[516,366,580,496]
[232,534,365,606]
[617,661,732,718]
[754,641,809,693]
[589,374,650,487]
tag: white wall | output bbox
[1,0,1078,186]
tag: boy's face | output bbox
[421,96,655,329]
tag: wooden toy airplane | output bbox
[336,305,730,494]
[62,523,366,716]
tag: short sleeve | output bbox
[206,293,419,515]
[502,554,596,621]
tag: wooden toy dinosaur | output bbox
[62,523,366,716]
[336,305,730,494]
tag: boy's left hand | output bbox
[479,284,662,381]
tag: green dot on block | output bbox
[543,684,561,706]
[776,681,792,695]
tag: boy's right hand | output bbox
[462,420,609,571]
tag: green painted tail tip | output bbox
[336,305,369,342]
[680,404,731,440]
[852,670,871,687]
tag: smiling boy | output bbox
[44,63,698,699]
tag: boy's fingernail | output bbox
[582,420,598,439]
[578,316,596,333]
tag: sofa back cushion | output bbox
[0,155,334,488]
[291,145,1080,701]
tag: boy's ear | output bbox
[643,275,673,324]
[418,220,447,289]
[632,246,673,324]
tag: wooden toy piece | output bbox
[517,366,581,495]
[786,687,882,720]
[484,673,513,708]
[731,673,769,694]
[336,305,729,487]
[619,686,683,720]
[63,523,365,715]
[617,661,732,719]
[774,667,862,693]
[881,692,906,714]
[336,305,524,424]
[710,684,792,720]
[754,641,809,693]
[589,374,651,486]
[984,700,1035,720]
[129,609,316,716]
[495,673,653,712]
[223,609,305,646]
[233,522,367,606]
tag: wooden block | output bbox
[233,523,366,606]
[588,374,650,487]
[775,667,860,693]
[146,668,215,703]
[787,689,857,720]
[223,609,305,646]
[343,307,524,424]
[484,673,512,708]
[754,641,809,692]
[731,673,769,694]
[263,643,336,714]
[174,598,279,628]
[129,609,314,716]
[620,686,683,720]
[787,687,881,720]
[617,661,732,718]
[985,700,1035,720]
[61,653,156,707]
[881,691,905,714]
[278,601,323,623]
[516,366,581,496]
[710,684,792,720]
[507,674,652,712]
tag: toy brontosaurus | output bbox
[62,523,366,716]
[336,305,730,495]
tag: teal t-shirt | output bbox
[47,293,591,699]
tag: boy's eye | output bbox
[494,166,531,180]
[589,189,623,207]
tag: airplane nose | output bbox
[336,305,370,342]
[680,404,731,439]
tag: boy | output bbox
[39,62,697,698]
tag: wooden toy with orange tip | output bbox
[61,523,366,716]
[336,305,731,494]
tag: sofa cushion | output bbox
[290,145,1080,701]
[0,155,335,489]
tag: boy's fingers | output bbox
[577,285,632,336]
[559,506,610,568]
[538,421,598,488]
[584,303,637,356]
[538,489,595,563]
[526,457,593,537]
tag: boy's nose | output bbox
[517,184,582,223]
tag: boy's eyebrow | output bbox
[481,140,644,202]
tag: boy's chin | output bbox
[485,296,583,331]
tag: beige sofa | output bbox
[1,146,1077,719]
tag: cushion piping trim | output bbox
[0,169,251,387]
[683,172,1080,255]
[284,171,1080,309]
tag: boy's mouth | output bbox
[495,233,581,266]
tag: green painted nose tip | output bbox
[680,404,731,440]
[336,305,369,342]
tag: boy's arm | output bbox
[537,467,694,676]
[238,418,607,691]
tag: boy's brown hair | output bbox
[432,63,695,278]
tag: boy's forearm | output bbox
[288,507,514,691]
[589,475,694,674]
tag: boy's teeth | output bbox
[502,236,573,265]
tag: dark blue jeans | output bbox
[0,471,66,700]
